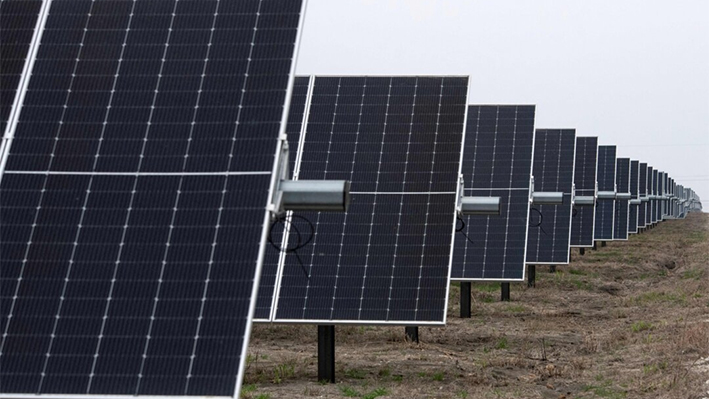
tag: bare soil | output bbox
[244,213,709,399]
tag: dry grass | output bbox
[245,213,709,398]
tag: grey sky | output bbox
[295,0,709,208]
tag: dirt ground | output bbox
[244,212,709,399]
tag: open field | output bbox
[245,213,709,399]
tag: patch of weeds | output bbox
[241,384,257,398]
[571,277,592,290]
[495,337,509,350]
[391,374,403,382]
[271,362,295,384]
[643,361,667,374]
[583,378,627,399]
[378,367,391,378]
[682,267,704,280]
[475,282,501,292]
[432,371,445,381]
[568,268,586,276]
[254,394,271,399]
[457,390,469,398]
[339,385,360,397]
[631,321,654,333]
[417,371,428,378]
[684,231,708,244]
[344,368,366,380]
[505,304,526,313]
[632,291,687,306]
[362,387,388,399]
[480,294,495,303]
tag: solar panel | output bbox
[570,136,598,247]
[638,162,648,228]
[450,105,535,281]
[660,172,668,219]
[254,75,312,320]
[594,145,616,240]
[612,157,630,240]
[646,165,654,226]
[651,169,659,224]
[628,160,640,234]
[526,129,576,264]
[0,1,306,397]
[267,76,469,324]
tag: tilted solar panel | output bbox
[526,129,576,264]
[570,136,597,247]
[638,162,648,228]
[651,169,659,224]
[628,160,639,234]
[0,1,306,397]
[594,145,616,240]
[613,158,630,240]
[451,105,535,281]
[270,76,469,324]
[646,165,654,226]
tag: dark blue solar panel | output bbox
[526,129,576,264]
[651,169,659,223]
[273,76,469,323]
[0,0,304,396]
[594,145,615,240]
[638,162,648,228]
[613,158,630,240]
[0,0,42,133]
[628,160,639,234]
[570,136,597,247]
[254,75,311,320]
[452,105,535,281]
[647,166,654,225]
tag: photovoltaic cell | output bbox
[451,105,535,281]
[0,1,305,397]
[0,0,42,133]
[272,76,469,324]
[526,129,576,264]
[628,160,639,234]
[594,145,616,241]
[613,158,630,240]
[570,136,597,247]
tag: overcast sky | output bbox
[295,0,709,208]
